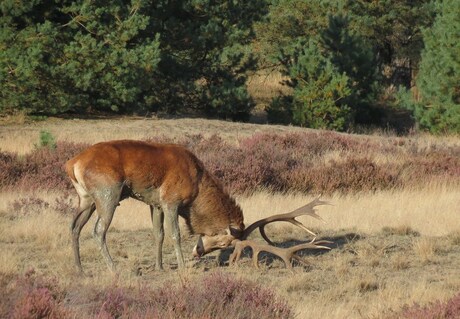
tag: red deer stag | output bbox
[66,140,330,273]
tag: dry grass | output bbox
[1,186,459,318]
[0,110,28,126]
[2,116,458,157]
[238,186,460,237]
[0,117,314,155]
[246,71,290,107]
[0,117,459,318]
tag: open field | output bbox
[0,117,459,318]
[0,117,306,155]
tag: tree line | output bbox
[1,0,458,133]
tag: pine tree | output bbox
[0,1,266,120]
[411,0,460,133]
[266,13,377,130]
[268,39,351,130]
[0,1,161,114]
[321,15,379,124]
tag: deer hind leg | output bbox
[150,205,165,271]
[93,187,122,273]
[70,195,96,274]
[162,203,185,269]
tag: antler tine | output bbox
[286,196,330,222]
[242,195,330,242]
[230,239,332,269]
[259,226,276,246]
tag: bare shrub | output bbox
[413,237,439,263]
[381,226,420,237]
[448,231,460,246]
[8,197,50,216]
[7,193,74,216]
[52,192,75,215]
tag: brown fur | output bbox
[185,171,245,235]
[67,140,244,235]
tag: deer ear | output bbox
[228,226,243,238]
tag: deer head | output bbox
[192,196,331,267]
[192,226,243,257]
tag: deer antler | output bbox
[230,196,332,269]
[229,239,332,269]
[241,196,329,243]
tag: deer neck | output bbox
[188,171,244,235]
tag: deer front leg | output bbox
[150,205,165,271]
[163,203,185,269]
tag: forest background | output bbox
[1,0,459,134]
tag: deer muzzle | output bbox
[192,236,205,258]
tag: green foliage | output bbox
[0,1,161,114]
[37,130,56,149]
[345,0,435,68]
[1,0,451,131]
[406,0,460,134]
[258,0,436,131]
[321,15,379,124]
[266,12,377,130]
[0,0,265,119]
[269,40,352,130]
[254,0,335,66]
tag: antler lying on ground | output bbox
[229,239,332,269]
[230,196,332,268]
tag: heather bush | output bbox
[0,141,88,192]
[3,269,68,319]
[17,141,88,191]
[97,287,129,319]
[163,271,291,318]
[94,271,292,319]
[311,157,400,193]
[1,270,291,318]
[190,133,407,194]
[392,292,460,319]
[0,151,22,189]
[12,287,63,319]
[185,135,259,193]
[1,132,458,195]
